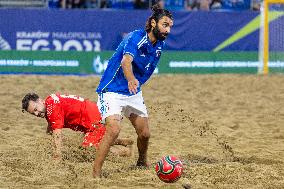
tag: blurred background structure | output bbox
[0,0,263,11]
[1,1,284,188]
[0,0,283,74]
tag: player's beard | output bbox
[37,111,45,118]
[153,25,168,41]
[38,107,46,118]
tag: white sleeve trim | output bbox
[123,52,135,57]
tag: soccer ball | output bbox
[155,155,183,183]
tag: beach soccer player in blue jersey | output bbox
[94,4,174,177]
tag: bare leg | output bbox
[93,115,121,177]
[128,114,150,167]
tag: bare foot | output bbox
[136,160,149,168]
[110,145,134,157]
[114,138,134,147]
[93,170,102,178]
[182,184,192,189]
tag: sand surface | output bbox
[0,74,283,188]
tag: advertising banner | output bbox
[1,51,284,74]
[0,51,113,74]
[0,9,262,51]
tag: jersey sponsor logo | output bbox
[156,50,161,57]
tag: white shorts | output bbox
[97,91,148,121]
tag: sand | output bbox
[0,74,283,188]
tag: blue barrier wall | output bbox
[0,9,266,52]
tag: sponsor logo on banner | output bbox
[16,31,102,51]
[92,55,159,74]
[0,33,11,50]
[0,59,79,67]
[92,55,109,74]
[169,61,284,68]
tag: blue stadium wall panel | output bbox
[0,9,266,52]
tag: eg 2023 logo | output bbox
[15,31,101,51]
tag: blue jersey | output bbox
[96,29,164,95]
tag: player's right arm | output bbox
[121,54,139,94]
[122,31,142,94]
[46,123,53,135]
[52,129,63,160]
[45,95,64,160]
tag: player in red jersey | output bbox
[21,93,133,160]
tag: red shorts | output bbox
[81,100,106,148]
[82,125,106,148]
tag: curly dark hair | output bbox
[145,4,173,33]
[22,93,39,112]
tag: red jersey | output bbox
[45,93,102,133]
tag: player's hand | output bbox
[128,79,139,94]
[53,153,62,161]
[46,125,53,135]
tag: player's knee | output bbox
[138,129,150,140]
[105,116,121,139]
[110,127,120,138]
[106,124,120,139]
